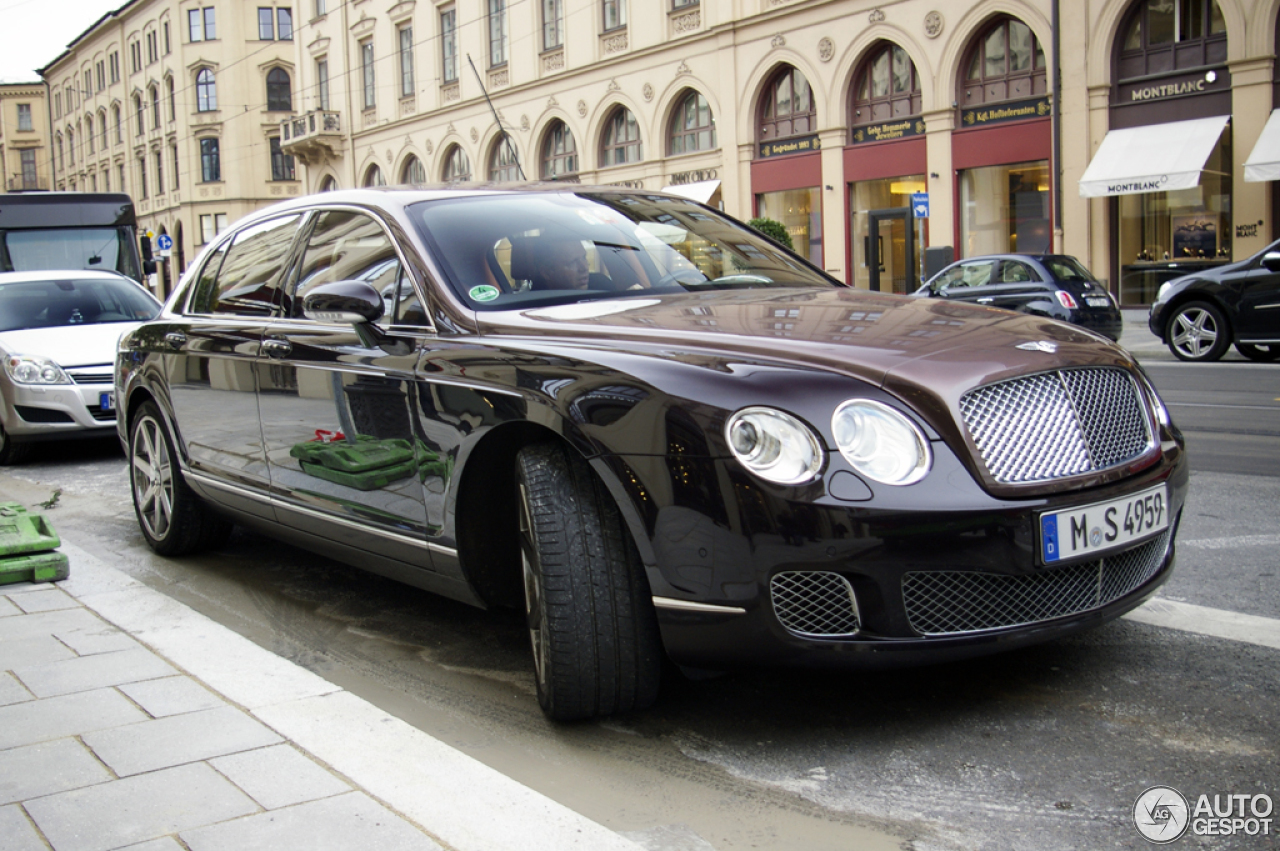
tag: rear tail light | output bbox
[1055,291,1079,309]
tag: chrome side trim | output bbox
[652,596,747,615]
[185,471,458,558]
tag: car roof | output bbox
[0,269,138,286]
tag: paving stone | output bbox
[7,587,76,614]
[25,762,259,851]
[0,688,148,750]
[117,839,186,851]
[181,792,443,851]
[54,622,139,657]
[14,647,176,698]
[0,607,106,643]
[0,596,19,618]
[83,705,282,777]
[0,738,112,805]
[0,634,75,670]
[119,676,224,718]
[0,804,46,851]
[210,744,350,810]
[0,672,32,707]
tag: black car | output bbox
[116,187,1186,720]
[1148,241,1280,361]
[912,254,1123,342]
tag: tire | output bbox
[129,400,232,555]
[1235,342,1280,362]
[1166,300,1230,362]
[515,442,662,721]
[0,423,32,466]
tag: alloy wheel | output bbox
[131,414,175,542]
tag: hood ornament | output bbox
[1016,341,1058,354]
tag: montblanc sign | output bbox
[1120,69,1228,105]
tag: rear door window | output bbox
[192,214,303,316]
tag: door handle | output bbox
[262,338,292,358]
[164,331,186,349]
[977,297,994,304]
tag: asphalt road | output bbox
[2,355,1276,851]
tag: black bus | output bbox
[0,192,151,283]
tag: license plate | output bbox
[100,391,115,411]
[1040,484,1168,563]
[1085,296,1111,308]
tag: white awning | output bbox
[1078,115,1230,198]
[1244,109,1280,182]
[661,180,721,204]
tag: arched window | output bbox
[85,115,94,154]
[960,17,1046,108]
[196,68,216,112]
[442,145,471,182]
[150,85,160,129]
[266,68,292,112]
[363,164,385,187]
[99,111,108,149]
[601,107,642,166]
[167,76,176,122]
[55,134,63,173]
[758,65,814,142]
[67,129,75,164]
[401,155,426,184]
[1117,0,1226,79]
[134,94,144,135]
[488,138,521,181]
[319,175,338,192]
[113,104,122,144]
[669,90,716,155]
[851,42,921,127]
[540,120,577,178]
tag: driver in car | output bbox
[531,236,592,290]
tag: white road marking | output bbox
[1179,534,1280,550]
[1125,598,1280,650]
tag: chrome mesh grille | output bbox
[66,368,113,385]
[902,529,1171,636]
[960,368,1151,484]
[770,571,861,637]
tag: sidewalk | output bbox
[1,540,645,851]
[1118,307,1168,361]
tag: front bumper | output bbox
[1,378,117,441]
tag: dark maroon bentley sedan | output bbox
[116,187,1187,720]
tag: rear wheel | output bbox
[515,442,661,721]
[0,423,31,466]
[129,400,232,555]
[1166,301,1230,362]
[1235,342,1280,362]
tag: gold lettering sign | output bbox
[758,134,822,159]
[849,119,926,145]
[960,97,1052,128]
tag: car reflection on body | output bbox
[115,186,1187,720]
[911,253,1123,342]
[0,269,160,464]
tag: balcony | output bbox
[280,110,344,165]
[7,175,49,191]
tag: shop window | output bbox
[758,65,814,143]
[669,89,716,155]
[1118,0,1226,79]
[849,176,927,294]
[541,120,578,179]
[959,161,1050,256]
[601,107,642,166]
[851,42,921,126]
[489,139,521,181]
[960,17,1046,108]
[442,146,471,182]
[756,187,822,267]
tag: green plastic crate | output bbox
[0,502,61,557]
[0,551,70,585]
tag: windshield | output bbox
[1,228,140,280]
[0,277,161,332]
[409,191,838,310]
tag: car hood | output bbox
[0,322,142,368]
[476,288,1136,438]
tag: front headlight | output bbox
[5,355,71,385]
[725,407,823,485]
[832,400,931,485]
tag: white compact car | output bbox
[0,270,161,464]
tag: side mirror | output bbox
[1262,251,1280,273]
[303,280,385,324]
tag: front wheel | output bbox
[516,442,661,721]
[1166,301,1230,362]
[0,423,31,466]
[129,400,232,555]
[1235,342,1280,362]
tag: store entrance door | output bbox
[868,208,917,294]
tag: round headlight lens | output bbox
[832,400,931,485]
[724,407,823,485]
[5,355,70,386]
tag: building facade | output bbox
[40,0,300,291]
[280,0,1280,305]
[0,83,50,193]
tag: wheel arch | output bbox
[1161,285,1236,342]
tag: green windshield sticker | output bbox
[469,285,500,302]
